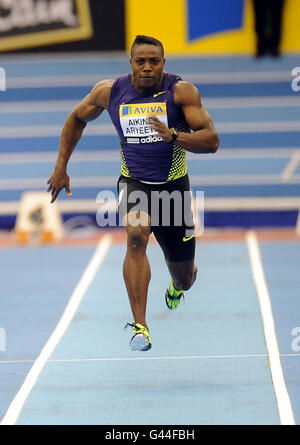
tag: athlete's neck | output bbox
[130,73,165,94]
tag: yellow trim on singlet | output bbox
[120,146,130,177]
[167,144,187,181]
[120,143,187,181]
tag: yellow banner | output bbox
[125,0,300,55]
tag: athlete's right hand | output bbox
[47,168,72,203]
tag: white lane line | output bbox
[246,230,295,425]
[0,354,269,364]
[0,148,297,164]
[6,75,113,88]
[0,150,121,164]
[281,151,300,182]
[1,121,299,138]
[3,196,300,216]
[203,96,300,108]
[47,354,269,361]
[4,71,292,88]
[0,174,292,191]
[3,173,300,192]
[0,176,118,190]
[183,71,292,83]
[1,97,300,113]
[216,121,300,133]
[0,124,115,138]
[0,234,112,426]
[0,100,78,113]
[1,352,300,365]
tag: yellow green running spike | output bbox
[165,278,184,310]
[124,323,152,351]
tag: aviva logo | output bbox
[120,102,166,117]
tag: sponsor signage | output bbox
[120,102,168,144]
[0,0,93,52]
[126,0,300,55]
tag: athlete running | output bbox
[47,35,219,351]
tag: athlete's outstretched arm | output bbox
[47,79,113,202]
[149,81,219,154]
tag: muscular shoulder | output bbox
[174,80,201,107]
[90,79,115,109]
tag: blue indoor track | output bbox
[0,235,300,425]
[0,53,300,425]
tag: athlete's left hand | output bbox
[148,114,173,142]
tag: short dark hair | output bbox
[131,35,164,57]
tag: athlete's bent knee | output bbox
[175,265,197,291]
[126,225,149,251]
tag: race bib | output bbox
[119,102,168,144]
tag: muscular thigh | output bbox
[151,174,195,262]
[117,174,196,262]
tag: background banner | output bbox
[0,0,125,53]
[125,0,300,55]
[2,0,299,54]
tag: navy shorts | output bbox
[117,174,195,262]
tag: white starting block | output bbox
[14,192,63,244]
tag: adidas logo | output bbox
[140,135,163,144]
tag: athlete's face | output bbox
[130,44,165,92]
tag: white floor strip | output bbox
[0,100,78,113]
[46,354,269,361]
[1,173,299,191]
[5,71,292,88]
[1,121,299,138]
[216,121,300,133]
[0,354,269,365]
[0,176,118,190]
[203,96,300,108]
[246,230,295,425]
[0,234,112,426]
[0,148,297,164]
[0,124,115,138]
[183,71,292,83]
[1,352,300,365]
[281,151,300,182]
[1,97,300,114]
[6,75,115,88]
[3,196,300,216]
[0,150,121,164]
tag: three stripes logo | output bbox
[126,135,163,144]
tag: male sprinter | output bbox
[47,35,219,352]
